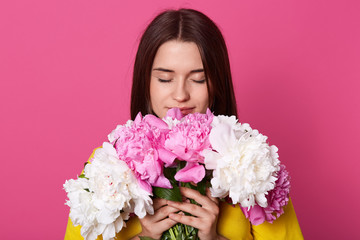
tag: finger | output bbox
[167,200,208,218]
[157,216,178,229]
[153,198,168,210]
[179,187,215,208]
[206,188,219,204]
[169,212,202,229]
[151,205,181,222]
[138,214,178,238]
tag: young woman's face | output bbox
[150,40,209,118]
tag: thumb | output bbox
[206,188,219,204]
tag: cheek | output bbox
[150,78,160,100]
[150,80,165,103]
[205,80,213,107]
[149,78,168,117]
[198,86,210,108]
[149,79,157,110]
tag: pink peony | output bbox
[165,107,184,121]
[241,164,291,225]
[241,204,266,225]
[164,108,214,183]
[111,112,177,193]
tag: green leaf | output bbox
[153,185,182,202]
[153,167,183,202]
[163,167,177,181]
[176,160,187,172]
[196,177,208,196]
[78,173,89,180]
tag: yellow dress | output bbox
[64,149,303,240]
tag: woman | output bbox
[65,8,303,240]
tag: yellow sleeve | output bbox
[217,201,254,240]
[64,215,142,240]
[64,147,143,240]
[64,217,83,240]
[251,198,304,240]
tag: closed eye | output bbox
[158,78,172,83]
[193,79,206,84]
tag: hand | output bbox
[167,187,226,240]
[137,198,179,239]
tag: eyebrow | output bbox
[152,68,204,73]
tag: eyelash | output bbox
[158,78,172,83]
[193,79,206,84]
[158,78,206,84]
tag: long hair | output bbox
[130,8,237,119]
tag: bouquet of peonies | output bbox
[64,108,290,240]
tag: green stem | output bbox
[169,227,176,240]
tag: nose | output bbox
[172,80,190,102]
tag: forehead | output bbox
[152,40,203,71]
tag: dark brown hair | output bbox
[130,8,237,119]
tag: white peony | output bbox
[64,142,153,240]
[203,116,280,209]
[64,178,100,240]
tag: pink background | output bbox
[1,0,359,239]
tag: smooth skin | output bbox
[132,40,227,239]
[149,40,209,119]
[167,187,224,240]
[136,198,179,239]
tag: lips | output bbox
[179,107,195,115]
[166,107,195,116]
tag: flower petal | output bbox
[152,173,172,189]
[209,121,236,154]
[134,112,142,124]
[144,114,169,129]
[202,149,221,170]
[174,162,205,183]
[241,205,266,225]
[165,108,184,120]
[158,147,177,166]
